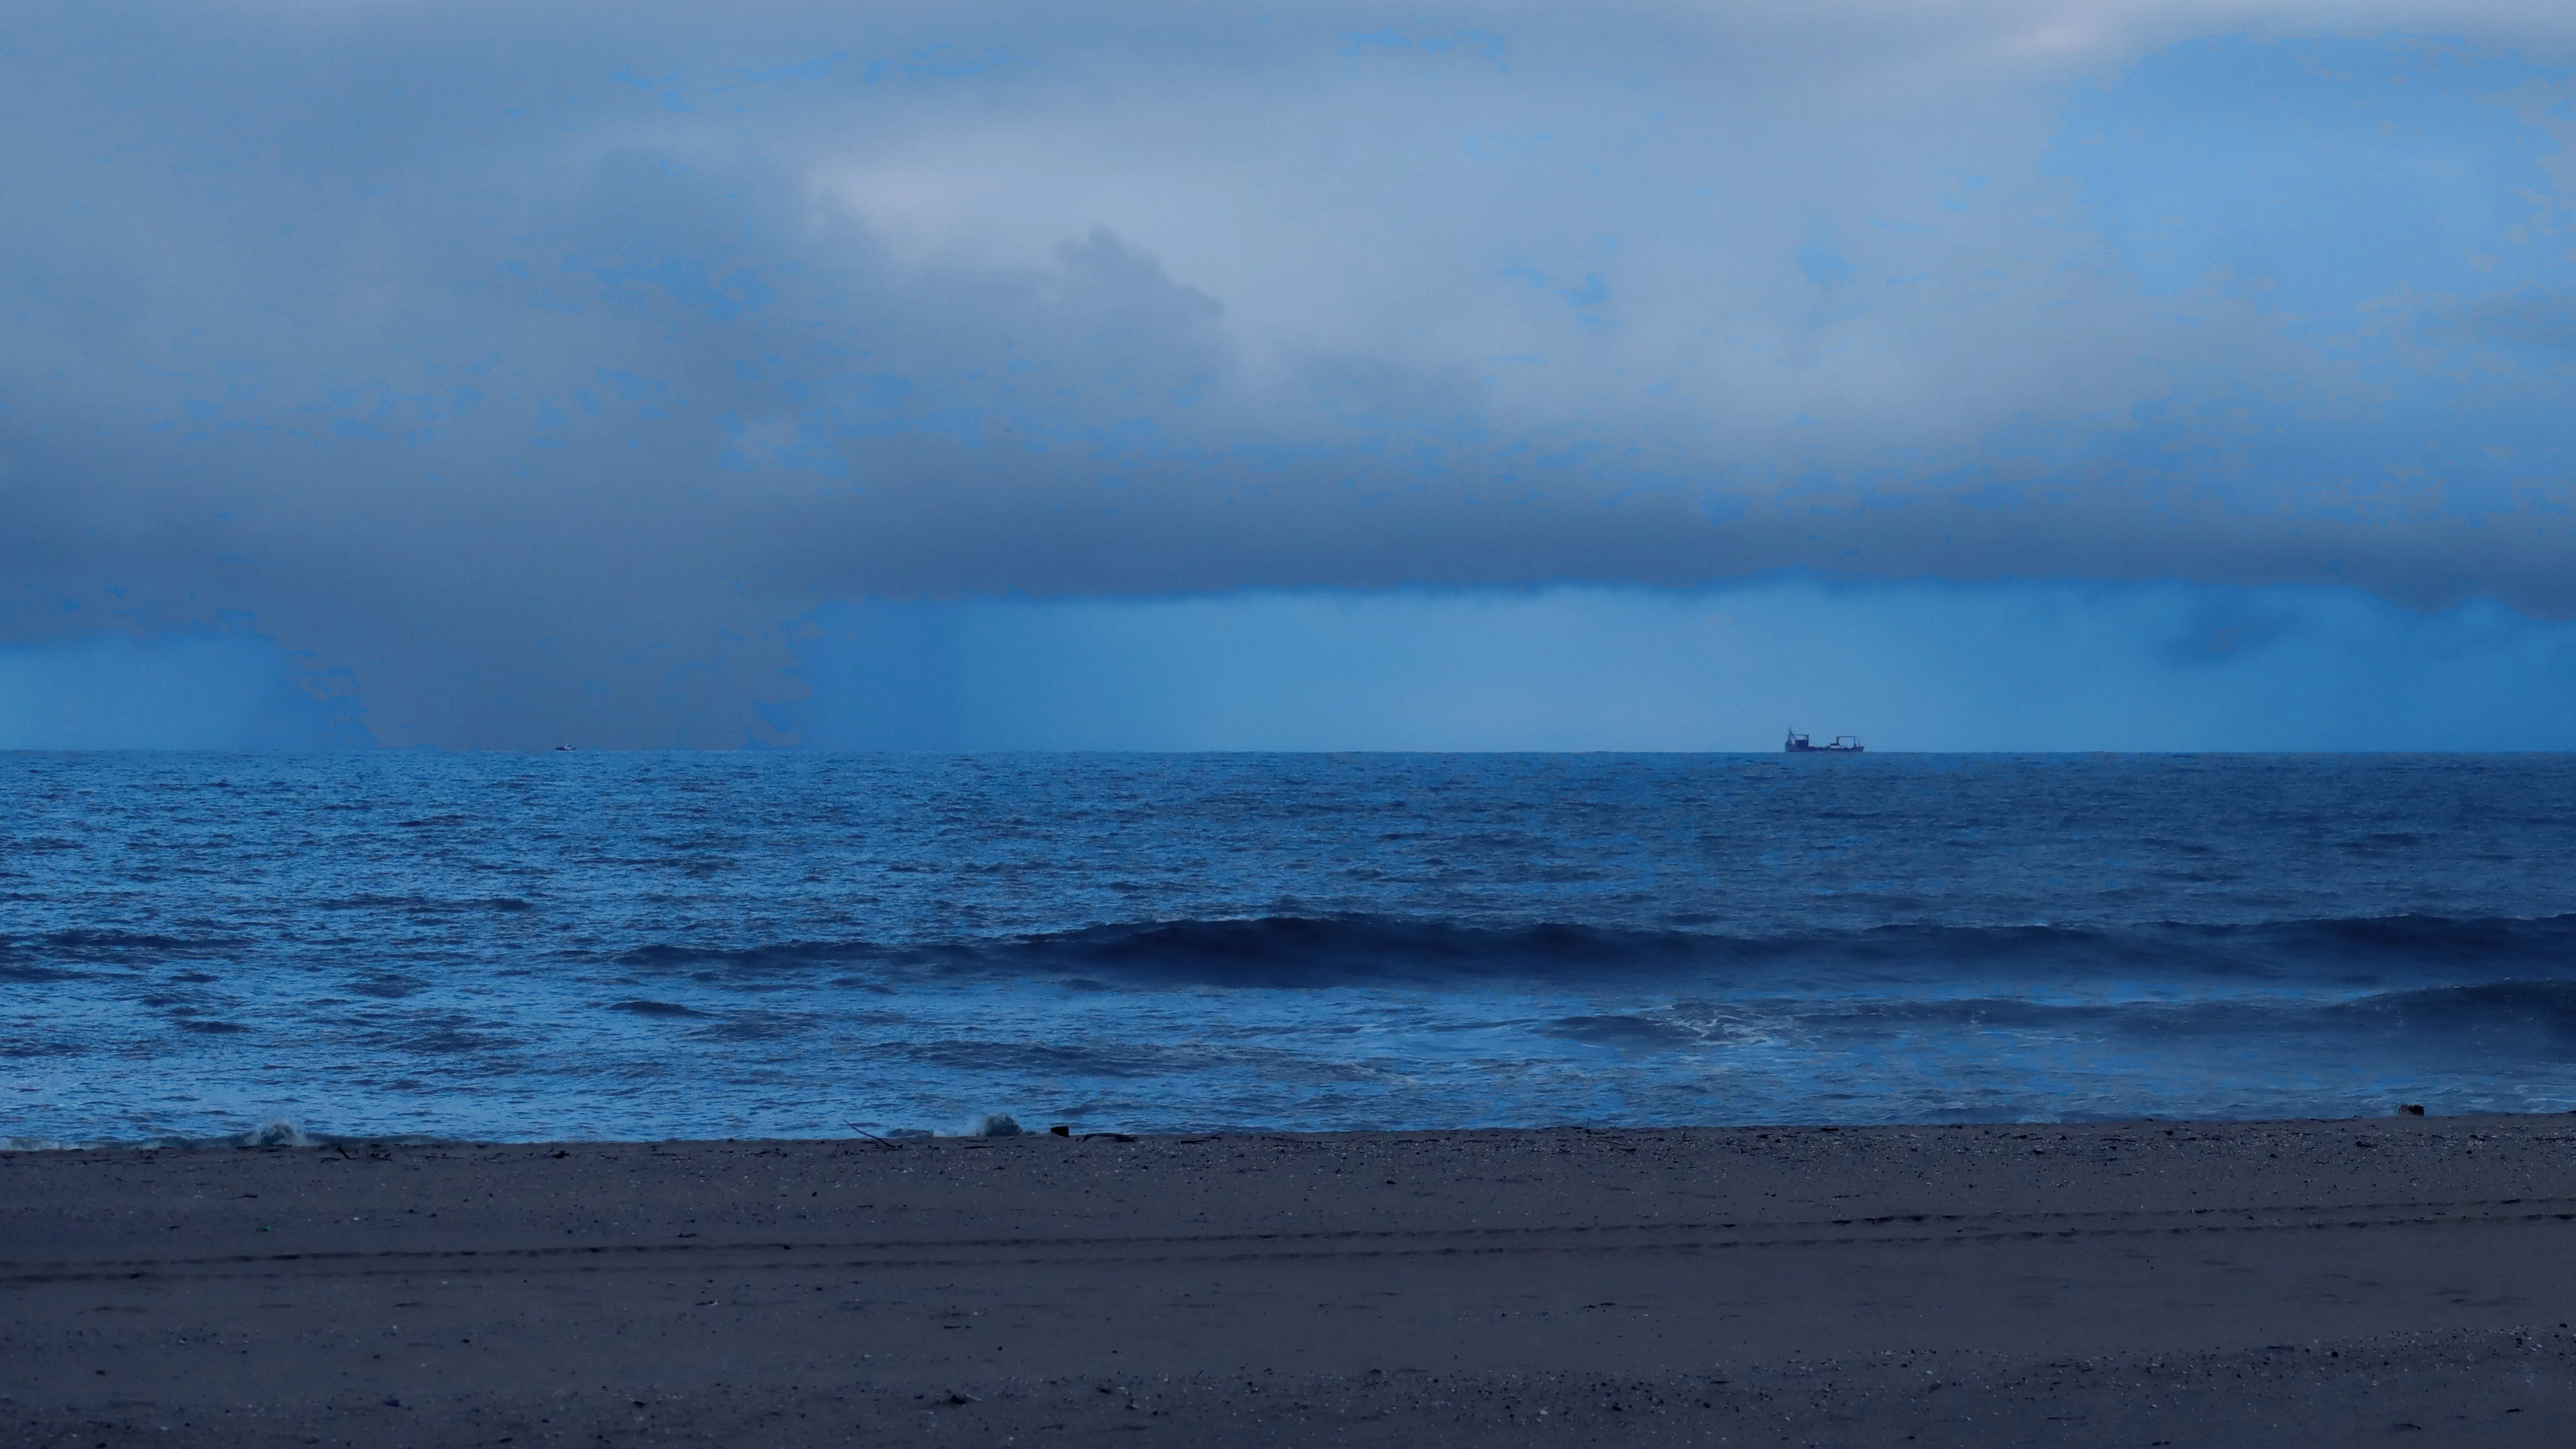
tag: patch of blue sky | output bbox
[635,260,776,322]
[717,415,846,475]
[861,45,1024,86]
[707,53,847,94]
[1460,130,1556,161]
[594,369,666,402]
[2050,37,2574,317]
[1338,27,1506,63]
[1795,236,1856,289]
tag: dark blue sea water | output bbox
[5,752,2576,1145]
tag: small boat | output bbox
[1784,728,1864,754]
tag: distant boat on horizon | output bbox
[1785,728,1864,754]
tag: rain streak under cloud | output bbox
[7,0,2576,748]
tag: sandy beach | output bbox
[7,1115,2576,1446]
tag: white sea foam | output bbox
[962,1113,1024,1137]
[6,1118,476,1152]
[233,1119,321,1148]
[0,1136,76,1152]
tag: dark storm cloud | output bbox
[5,1,2576,743]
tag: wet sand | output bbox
[7,1115,2576,1446]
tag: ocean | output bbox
[5,751,2575,1146]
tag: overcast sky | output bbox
[6,0,2576,748]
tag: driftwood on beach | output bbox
[5,1117,2575,1445]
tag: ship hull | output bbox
[1784,730,1865,753]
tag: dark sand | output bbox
[8,1116,2576,1446]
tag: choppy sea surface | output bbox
[6,751,2576,1145]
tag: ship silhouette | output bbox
[1784,728,1864,753]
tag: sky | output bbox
[6,0,2576,749]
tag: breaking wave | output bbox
[616,911,2576,991]
[0,1119,454,1153]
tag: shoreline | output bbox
[9,1115,2576,1444]
[11,1101,2562,1153]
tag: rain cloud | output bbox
[6,1,2576,744]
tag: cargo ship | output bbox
[1784,728,1864,753]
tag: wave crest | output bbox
[613,911,2576,990]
